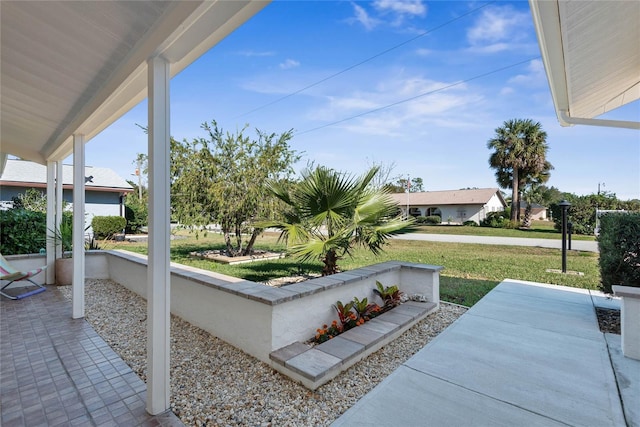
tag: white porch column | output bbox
[46,161,56,284]
[56,161,63,260]
[72,134,85,319]
[146,55,171,415]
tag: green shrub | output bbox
[481,211,508,228]
[125,203,148,234]
[92,216,127,239]
[463,220,478,227]
[598,212,640,293]
[0,209,46,255]
[425,215,441,225]
[415,216,428,224]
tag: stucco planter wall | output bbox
[103,250,441,363]
[612,285,640,360]
[8,251,442,363]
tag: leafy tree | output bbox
[549,191,637,235]
[385,177,424,193]
[488,119,552,222]
[264,165,414,276]
[171,120,299,256]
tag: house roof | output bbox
[529,0,640,129]
[389,188,506,207]
[0,1,269,165]
[0,159,133,192]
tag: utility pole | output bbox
[406,174,410,220]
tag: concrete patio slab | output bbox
[332,366,568,427]
[333,280,631,427]
[606,333,640,426]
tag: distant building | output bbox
[389,188,507,225]
[0,159,133,224]
[519,203,548,221]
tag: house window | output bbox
[426,207,441,217]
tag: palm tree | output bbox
[488,119,551,222]
[265,165,414,276]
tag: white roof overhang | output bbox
[529,0,640,129]
[0,1,269,165]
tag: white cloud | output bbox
[349,0,426,30]
[467,6,531,51]
[374,0,426,17]
[350,3,380,30]
[309,73,483,136]
[415,48,432,56]
[279,59,300,70]
[237,50,276,57]
[507,59,546,85]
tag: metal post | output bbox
[567,221,572,251]
[559,200,571,273]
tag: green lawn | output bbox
[111,230,600,307]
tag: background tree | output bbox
[385,176,424,193]
[488,119,552,222]
[366,159,399,190]
[171,120,299,256]
[265,165,414,276]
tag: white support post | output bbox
[46,161,56,284]
[56,161,63,260]
[146,55,171,415]
[72,134,85,319]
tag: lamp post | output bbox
[559,200,571,273]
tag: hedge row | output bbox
[598,212,640,293]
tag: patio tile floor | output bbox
[0,285,183,426]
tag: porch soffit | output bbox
[0,1,269,164]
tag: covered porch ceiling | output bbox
[0,0,269,165]
[529,0,640,129]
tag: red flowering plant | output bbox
[315,320,342,344]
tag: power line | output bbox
[295,56,540,136]
[233,1,496,119]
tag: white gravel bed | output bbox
[60,279,467,426]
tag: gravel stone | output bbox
[61,279,466,426]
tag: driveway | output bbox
[394,233,599,252]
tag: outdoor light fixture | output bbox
[559,200,571,273]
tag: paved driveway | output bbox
[395,233,598,252]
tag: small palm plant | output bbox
[265,165,414,275]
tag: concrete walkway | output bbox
[333,280,638,426]
[395,233,599,252]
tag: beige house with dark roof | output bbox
[389,188,507,225]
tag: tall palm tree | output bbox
[488,119,551,222]
[265,165,414,276]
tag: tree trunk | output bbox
[322,249,339,276]
[242,228,261,256]
[223,231,236,256]
[510,168,519,222]
[522,202,533,228]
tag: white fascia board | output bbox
[529,0,571,126]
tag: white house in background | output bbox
[390,188,507,225]
[0,159,133,225]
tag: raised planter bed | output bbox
[270,300,437,389]
[189,250,285,265]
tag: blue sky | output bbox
[83,0,640,200]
